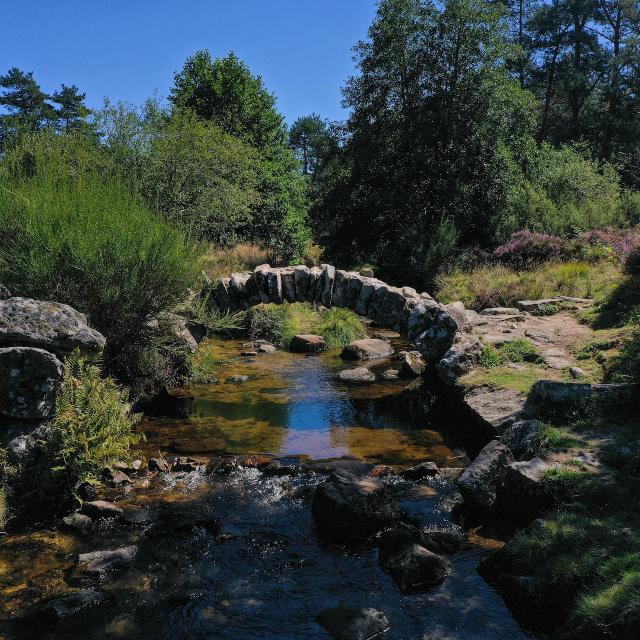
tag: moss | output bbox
[461,364,552,394]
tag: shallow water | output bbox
[0,338,535,640]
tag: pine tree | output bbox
[0,67,54,146]
[51,84,91,133]
[289,114,334,178]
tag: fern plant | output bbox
[45,350,143,491]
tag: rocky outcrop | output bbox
[0,296,105,428]
[457,440,514,511]
[0,297,105,354]
[205,265,459,361]
[436,334,483,384]
[397,351,426,378]
[497,458,558,521]
[0,347,63,419]
[526,380,639,416]
[501,420,545,461]
[311,470,401,542]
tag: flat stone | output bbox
[40,589,108,622]
[240,350,258,357]
[382,369,399,380]
[317,605,389,640]
[290,334,326,353]
[341,339,394,361]
[338,367,376,384]
[479,307,521,316]
[0,297,105,354]
[517,298,563,312]
[462,387,527,436]
[227,375,249,383]
[80,501,123,520]
[258,343,277,353]
[61,512,93,533]
[78,545,137,575]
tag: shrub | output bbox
[625,246,640,276]
[0,131,203,392]
[502,143,625,239]
[494,230,576,267]
[436,261,619,311]
[200,244,269,282]
[45,351,142,494]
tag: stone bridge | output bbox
[205,264,464,363]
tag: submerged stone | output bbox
[316,605,390,640]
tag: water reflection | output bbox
[139,338,460,466]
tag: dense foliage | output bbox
[0,131,203,394]
[295,0,640,288]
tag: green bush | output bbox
[501,144,626,239]
[139,111,261,245]
[45,351,142,493]
[0,131,203,391]
[318,307,367,349]
[189,341,221,384]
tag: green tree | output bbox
[169,50,286,150]
[289,113,334,178]
[0,67,54,146]
[317,0,536,285]
[51,84,92,133]
[139,111,260,245]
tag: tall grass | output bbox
[436,261,620,310]
[246,302,365,349]
[0,132,203,389]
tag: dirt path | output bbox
[467,305,594,371]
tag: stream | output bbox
[0,337,535,640]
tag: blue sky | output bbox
[1,0,378,125]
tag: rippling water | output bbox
[0,338,535,640]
